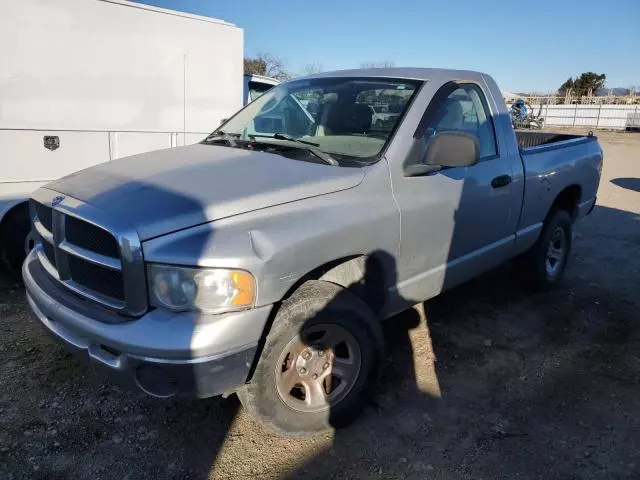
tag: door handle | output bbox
[491,175,512,188]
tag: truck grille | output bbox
[29,191,147,318]
[34,202,53,231]
[65,215,120,258]
[42,241,57,268]
[67,255,125,300]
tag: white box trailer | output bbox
[0,0,276,271]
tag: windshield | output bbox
[214,77,422,163]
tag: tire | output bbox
[237,280,384,435]
[0,204,32,275]
[519,208,572,291]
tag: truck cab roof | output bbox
[300,67,491,82]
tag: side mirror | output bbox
[405,132,480,176]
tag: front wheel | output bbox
[519,208,572,290]
[237,281,384,435]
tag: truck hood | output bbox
[47,144,365,240]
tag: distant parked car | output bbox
[370,105,401,128]
[244,74,280,104]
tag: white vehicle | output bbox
[244,74,280,104]
[0,0,276,271]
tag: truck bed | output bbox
[516,131,594,151]
[516,128,602,236]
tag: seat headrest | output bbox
[324,103,372,135]
[435,100,463,130]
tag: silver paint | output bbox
[23,68,603,395]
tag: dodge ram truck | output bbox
[23,68,602,434]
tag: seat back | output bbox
[323,103,373,135]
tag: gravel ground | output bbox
[1,129,639,479]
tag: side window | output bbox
[426,84,497,159]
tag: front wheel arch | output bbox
[0,201,32,273]
[238,280,384,434]
[280,254,390,315]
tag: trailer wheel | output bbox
[1,203,32,274]
[237,281,384,435]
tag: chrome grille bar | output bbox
[30,188,147,317]
[35,244,59,280]
[33,218,54,244]
[59,240,122,271]
[52,209,70,281]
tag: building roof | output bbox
[99,0,235,27]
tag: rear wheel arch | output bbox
[551,184,582,219]
[519,207,573,291]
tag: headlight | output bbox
[147,264,256,313]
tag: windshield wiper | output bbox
[248,133,338,166]
[203,130,240,147]
[249,133,320,147]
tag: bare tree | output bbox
[262,53,291,81]
[243,53,291,81]
[360,60,395,69]
[299,63,323,76]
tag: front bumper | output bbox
[22,250,272,398]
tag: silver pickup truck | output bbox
[23,68,602,434]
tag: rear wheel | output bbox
[237,281,384,435]
[0,204,32,275]
[519,208,572,290]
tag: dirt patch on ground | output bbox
[1,131,639,479]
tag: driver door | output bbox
[392,82,520,303]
